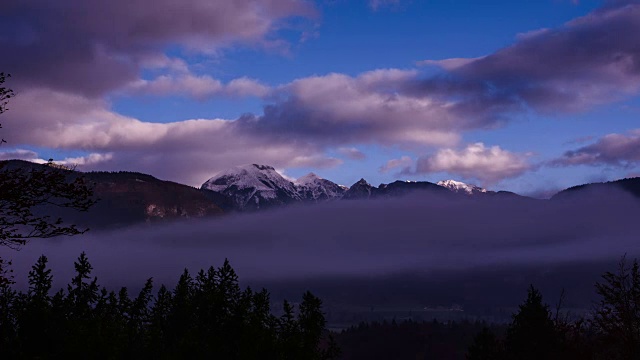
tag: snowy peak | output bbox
[295,173,346,201]
[295,172,321,185]
[204,164,293,189]
[202,166,346,210]
[437,179,488,195]
[201,164,300,210]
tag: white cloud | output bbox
[416,143,532,185]
[379,156,413,173]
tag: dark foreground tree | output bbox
[0,254,339,359]
[593,256,640,359]
[504,285,561,359]
[0,73,95,249]
[466,327,503,360]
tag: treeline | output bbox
[334,257,640,360]
[466,257,640,359]
[0,254,339,359]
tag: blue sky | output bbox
[1,0,639,196]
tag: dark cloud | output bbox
[241,70,460,147]
[552,129,640,167]
[420,1,640,117]
[0,0,315,97]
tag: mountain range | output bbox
[2,160,640,229]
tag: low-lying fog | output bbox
[3,189,639,315]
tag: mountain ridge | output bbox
[3,160,639,229]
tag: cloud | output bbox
[337,147,366,160]
[414,143,533,184]
[0,149,40,161]
[417,57,485,71]
[379,156,413,173]
[59,153,115,167]
[0,0,316,97]
[2,89,342,186]
[245,70,461,148]
[6,190,640,293]
[128,75,271,99]
[417,1,640,114]
[256,1,640,149]
[552,129,640,167]
[3,0,640,186]
[0,148,114,168]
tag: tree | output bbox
[466,327,503,360]
[504,285,561,360]
[593,256,640,359]
[0,73,96,249]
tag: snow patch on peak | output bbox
[295,172,321,185]
[437,179,487,195]
[295,172,346,201]
[201,164,299,209]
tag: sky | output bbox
[1,0,639,196]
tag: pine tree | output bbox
[466,327,503,360]
[18,256,54,358]
[299,291,329,360]
[594,256,640,359]
[505,285,561,360]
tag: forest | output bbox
[1,253,639,359]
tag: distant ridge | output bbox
[3,159,638,228]
[551,177,640,201]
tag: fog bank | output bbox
[3,191,639,294]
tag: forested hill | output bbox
[0,160,224,229]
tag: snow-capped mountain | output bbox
[201,164,301,210]
[201,165,346,210]
[437,180,488,195]
[200,164,535,211]
[295,173,346,201]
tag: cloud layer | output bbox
[5,191,640,295]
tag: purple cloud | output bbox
[0,0,315,97]
[552,129,640,167]
[379,156,413,174]
[2,0,640,186]
[421,1,640,115]
[128,75,271,99]
[337,147,366,160]
[2,88,344,185]
[243,70,461,147]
